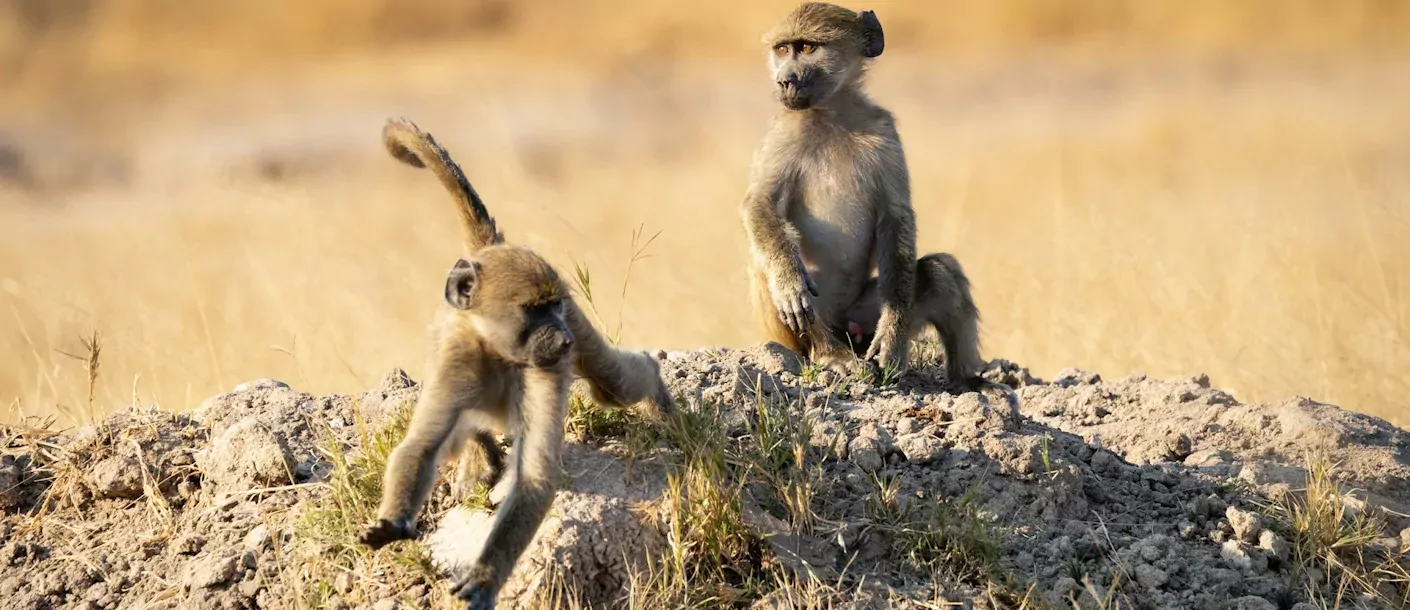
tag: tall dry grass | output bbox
[1,1,1407,427]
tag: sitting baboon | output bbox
[740,2,985,385]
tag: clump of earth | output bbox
[1,345,1407,609]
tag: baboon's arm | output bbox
[863,151,918,371]
[565,299,675,415]
[741,166,818,335]
[453,365,568,607]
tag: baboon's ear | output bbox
[858,10,884,58]
[445,258,480,310]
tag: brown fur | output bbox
[362,118,674,609]
[741,3,985,384]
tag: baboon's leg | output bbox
[451,431,505,501]
[452,365,569,609]
[844,253,984,384]
[566,299,675,415]
[361,374,484,549]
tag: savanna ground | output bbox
[1,0,1407,428]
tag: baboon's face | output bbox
[446,247,575,368]
[764,4,885,111]
[769,41,859,111]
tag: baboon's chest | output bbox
[787,139,880,305]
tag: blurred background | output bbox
[1,0,1406,426]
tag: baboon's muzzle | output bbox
[776,73,816,110]
[527,324,574,368]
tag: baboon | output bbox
[741,2,984,385]
[359,118,674,608]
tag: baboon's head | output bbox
[763,3,884,111]
[446,246,574,368]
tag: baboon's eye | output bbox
[800,43,817,54]
[773,44,790,57]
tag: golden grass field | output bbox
[1,0,1407,427]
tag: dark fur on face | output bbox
[445,245,574,368]
[763,3,884,110]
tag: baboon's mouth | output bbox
[527,334,574,368]
[778,88,815,110]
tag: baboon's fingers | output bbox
[773,286,814,336]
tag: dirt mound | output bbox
[1,346,1407,609]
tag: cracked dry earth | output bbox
[2,345,1408,609]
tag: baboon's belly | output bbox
[791,198,873,326]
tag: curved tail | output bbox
[383,118,504,252]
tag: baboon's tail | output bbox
[382,118,504,252]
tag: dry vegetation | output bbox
[1,0,1407,428]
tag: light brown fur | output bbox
[361,119,674,609]
[742,3,985,384]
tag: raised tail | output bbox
[382,118,504,252]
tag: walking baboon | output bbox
[359,118,674,609]
[741,2,985,385]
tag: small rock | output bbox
[948,392,1019,433]
[89,455,145,500]
[232,379,290,393]
[198,417,296,492]
[1049,577,1078,598]
[0,456,23,508]
[173,533,206,555]
[83,582,108,602]
[242,525,271,553]
[1054,368,1101,386]
[238,577,263,598]
[1163,432,1193,461]
[732,365,785,397]
[1134,564,1168,589]
[1184,449,1231,468]
[379,369,415,391]
[372,598,399,610]
[1219,541,1266,572]
[185,553,239,589]
[334,572,352,594]
[1227,596,1277,610]
[849,442,884,473]
[1257,530,1289,562]
[810,421,847,459]
[1400,527,1410,551]
[1226,506,1263,543]
[847,424,894,473]
[755,342,802,377]
[896,417,921,435]
[1091,450,1116,472]
[895,433,946,464]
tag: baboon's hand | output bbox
[768,264,819,336]
[357,518,418,550]
[453,564,498,610]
